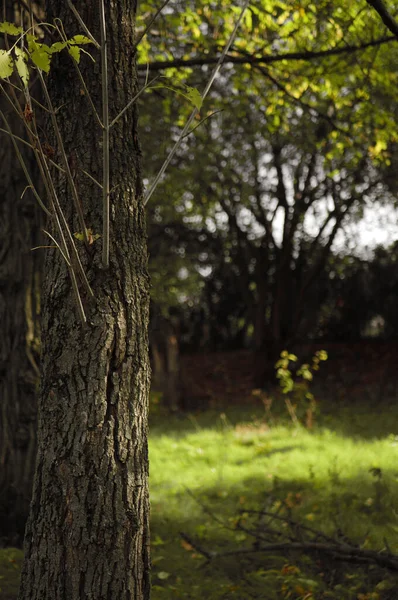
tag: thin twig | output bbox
[66,0,100,48]
[0,82,25,121]
[42,229,71,266]
[38,147,94,298]
[80,168,103,189]
[99,0,110,268]
[0,128,102,186]
[38,70,89,246]
[137,35,396,72]
[5,80,50,112]
[179,532,398,571]
[134,0,173,49]
[109,76,159,128]
[144,0,251,206]
[0,110,51,216]
[366,0,398,38]
[54,19,103,128]
[181,109,223,139]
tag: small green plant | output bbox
[275,350,328,428]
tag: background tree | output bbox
[139,0,398,384]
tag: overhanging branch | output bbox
[366,0,398,38]
[137,35,396,72]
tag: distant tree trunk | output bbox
[0,0,42,544]
[18,1,151,598]
[150,305,182,412]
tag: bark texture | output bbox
[18,1,151,598]
[0,0,41,544]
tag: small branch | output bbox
[0,126,102,187]
[66,0,100,48]
[38,70,90,246]
[80,168,103,189]
[4,80,51,113]
[99,0,110,268]
[366,0,398,38]
[179,533,398,571]
[134,0,173,49]
[137,35,396,72]
[39,150,94,299]
[179,532,215,561]
[0,110,51,216]
[144,0,251,206]
[42,229,71,267]
[49,206,87,325]
[54,19,103,128]
[181,109,223,139]
[109,76,159,128]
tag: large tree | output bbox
[16,1,151,598]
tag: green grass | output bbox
[2,397,398,599]
[0,549,23,600]
[149,399,398,599]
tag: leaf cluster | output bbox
[0,22,93,86]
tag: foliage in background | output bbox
[137,0,398,352]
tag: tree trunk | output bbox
[0,0,42,544]
[18,1,151,598]
[150,306,182,412]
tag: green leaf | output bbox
[152,81,202,110]
[26,33,38,43]
[152,535,165,546]
[68,45,81,63]
[68,35,93,45]
[0,21,23,35]
[15,48,29,87]
[74,229,100,243]
[49,41,68,54]
[184,85,202,110]
[157,571,170,580]
[29,41,52,72]
[0,49,13,78]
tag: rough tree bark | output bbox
[0,0,42,544]
[18,1,151,598]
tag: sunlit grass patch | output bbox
[149,404,398,599]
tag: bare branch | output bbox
[109,76,159,128]
[38,70,90,246]
[366,0,398,38]
[134,0,173,49]
[54,19,103,128]
[0,110,51,216]
[66,0,100,48]
[137,35,396,73]
[99,0,110,268]
[179,532,398,571]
